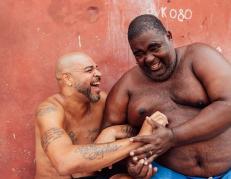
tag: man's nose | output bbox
[145,53,154,64]
[94,69,101,77]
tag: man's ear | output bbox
[166,31,172,40]
[62,73,73,86]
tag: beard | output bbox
[76,84,100,103]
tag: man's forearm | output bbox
[96,125,137,143]
[172,100,231,146]
[60,138,142,175]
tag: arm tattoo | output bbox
[41,128,65,151]
[121,126,137,137]
[36,105,57,117]
[75,143,121,160]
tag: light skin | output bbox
[104,27,231,178]
[35,52,162,179]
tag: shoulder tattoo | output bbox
[75,143,121,160]
[41,128,65,151]
[36,105,57,117]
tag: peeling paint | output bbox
[78,35,82,48]
[12,133,16,139]
[216,46,222,53]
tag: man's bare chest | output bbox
[127,75,209,127]
[64,113,102,144]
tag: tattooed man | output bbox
[35,52,167,179]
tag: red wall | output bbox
[0,0,230,178]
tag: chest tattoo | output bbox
[67,131,78,144]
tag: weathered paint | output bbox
[0,0,230,178]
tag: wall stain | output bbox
[48,0,100,26]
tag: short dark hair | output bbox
[128,14,167,41]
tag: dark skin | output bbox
[104,29,231,177]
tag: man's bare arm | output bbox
[103,73,131,128]
[95,125,137,143]
[36,102,151,176]
[172,43,231,145]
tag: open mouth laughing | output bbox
[150,60,162,71]
[90,78,101,94]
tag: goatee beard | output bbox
[76,85,100,103]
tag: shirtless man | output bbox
[35,52,165,179]
[104,14,231,179]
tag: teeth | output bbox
[91,83,100,86]
[153,64,158,68]
[151,62,160,70]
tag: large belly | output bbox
[158,128,231,177]
[128,105,231,177]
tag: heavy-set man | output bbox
[104,14,231,179]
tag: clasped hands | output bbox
[128,111,175,179]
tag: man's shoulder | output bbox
[114,66,141,86]
[180,42,229,75]
[187,42,210,48]
[184,42,215,56]
[37,94,63,108]
[36,94,64,119]
[178,42,220,64]
[123,65,141,77]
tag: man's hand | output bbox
[138,111,168,136]
[127,157,157,179]
[126,111,168,178]
[138,117,154,136]
[130,120,175,161]
[149,111,168,127]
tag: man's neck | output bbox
[61,92,92,117]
